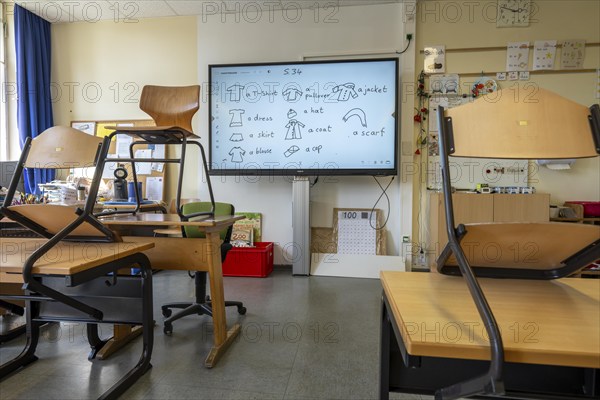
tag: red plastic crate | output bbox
[222,242,274,277]
[565,201,600,217]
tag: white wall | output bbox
[197,3,416,264]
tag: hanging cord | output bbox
[396,35,412,55]
[370,176,395,230]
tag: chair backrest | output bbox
[2,126,114,241]
[26,126,104,169]
[167,198,202,214]
[139,85,200,133]
[182,202,234,241]
[445,88,599,159]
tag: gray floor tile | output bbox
[0,270,437,400]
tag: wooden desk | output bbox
[0,238,154,400]
[99,213,244,367]
[380,271,600,399]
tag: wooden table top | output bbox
[0,238,154,277]
[381,271,600,369]
[98,213,244,227]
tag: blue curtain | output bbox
[14,4,54,194]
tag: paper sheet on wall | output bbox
[149,144,165,172]
[429,74,459,95]
[145,177,163,201]
[533,40,557,71]
[133,149,152,175]
[116,135,134,158]
[507,42,530,72]
[424,46,445,74]
[561,40,586,69]
[71,122,96,135]
[101,159,118,179]
[337,210,377,255]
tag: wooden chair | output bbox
[161,202,246,335]
[434,88,600,399]
[101,85,215,219]
[0,126,154,400]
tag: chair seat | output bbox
[442,222,600,270]
[106,125,199,139]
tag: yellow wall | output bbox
[415,0,599,205]
[412,0,599,258]
[5,1,19,159]
[51,16,198,123]
[50,16,198,199]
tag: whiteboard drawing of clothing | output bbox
[227,85,245,102]
[285,119,305,140]
[283,88,303,102]
[230,133,244,142]
[329,83,358,102]
[229,147,246,163]
[229,109,245,127]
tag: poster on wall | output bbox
[533,40,557,71]
[561,40,586,69]
[506,42,530,72]
[424,46,445,74]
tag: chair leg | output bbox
[0,299,40,378]
[98,254,154,400]
[0,300,26,344]
[86,323,108,361]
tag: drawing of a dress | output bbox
[285,119,305,140]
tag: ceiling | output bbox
[13,0,403,23]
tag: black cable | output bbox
[396,36,412,55]
[370,176,394,230]
[310,176,319,188]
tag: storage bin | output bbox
[222,242,274,277]
[565,201,600,217]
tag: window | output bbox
[0,3,7,160]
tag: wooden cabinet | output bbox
[428,193,550,268]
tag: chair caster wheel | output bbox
[164,324,173,335]
[238,307,247,315]
[161,307,172,318]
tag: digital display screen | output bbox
[209,58,399,176]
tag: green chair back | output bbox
[182,202,234,241]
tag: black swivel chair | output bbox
[161,202,246,335]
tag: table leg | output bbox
[204,231,240,368]
[380,295,391,400]
[97,324,143,360]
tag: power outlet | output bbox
[402,235,410,243]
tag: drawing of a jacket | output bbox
[330,83,358,102]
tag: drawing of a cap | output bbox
[284,145,300,158]
[287,109,297,119]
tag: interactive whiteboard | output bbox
[208,58,398,176]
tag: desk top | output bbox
[99,213,243,228]
[0,238,153,276]
[381,271,600,369]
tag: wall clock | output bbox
[497,0,531,27]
